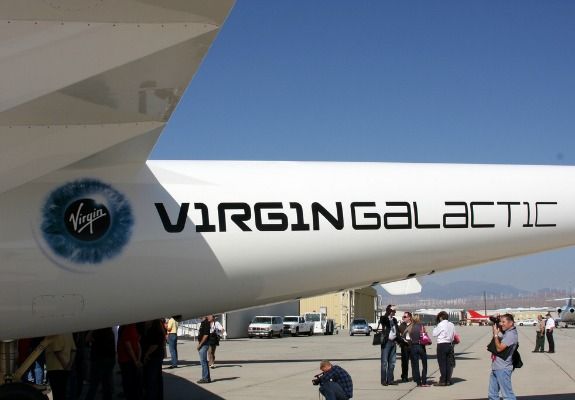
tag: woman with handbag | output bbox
[208,314,226,369]
[433,311,456,386]
[405,314,429,387]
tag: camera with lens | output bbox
[312,373,324,386]
[489,315,500,325]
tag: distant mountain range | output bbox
[374,279,572,311]
[418,280,529,299]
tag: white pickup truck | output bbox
[283,315,314,336]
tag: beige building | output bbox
[300,287,377,330]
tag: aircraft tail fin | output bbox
[468,309,487,318]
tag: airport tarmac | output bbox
[162,326,575,399]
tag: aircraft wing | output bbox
[0,0,235,194]
[381,278,422,295]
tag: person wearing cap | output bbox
[376,305,400,386]
[532,315,545,353]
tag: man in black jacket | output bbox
[377,305,400,385]
[398,312,412,383]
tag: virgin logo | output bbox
[64,198,111,241]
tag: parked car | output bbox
[248,316,284,338]
[283,316,314,336]
[349,318,370,336]
[517,319,537,326]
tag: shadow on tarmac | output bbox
[163,372,227,400]
[219,357,380,364]
[162,359,199,368]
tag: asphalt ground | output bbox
[161,325,575,399]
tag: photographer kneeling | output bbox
[313,360,353,400]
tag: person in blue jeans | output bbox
[166,316,180,368]
[377,304,399,385]
[196,316,211,383]
[488,314,518,400]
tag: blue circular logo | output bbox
[41,179,134,264]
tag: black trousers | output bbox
[47,370,70,400]
[436,343,453,384]
[144,356,164,400]
[546,329,555,352]
[400,345,410,380]
[119,361,142,400]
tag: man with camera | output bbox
[488,314,518,400]
[313,360,353,400]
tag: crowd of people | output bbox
[314,305,528,400]
[376,305,457,388]
[15,307,553,400]
[15,314,225,400]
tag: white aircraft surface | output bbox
[2,0,575,346]
[554,297,575,327]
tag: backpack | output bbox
[512,343,523,369]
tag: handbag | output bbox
[209,322,220,346]
[453,333,461,345]
[512,345,523,369]
[372,332,383,346]
[420,328,432,346]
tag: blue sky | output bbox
[151,1,575,291]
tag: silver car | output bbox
[350,318,370,336]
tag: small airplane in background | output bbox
[554,297,575,328]
[467,309,491,325]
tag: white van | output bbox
[248,316,284,338]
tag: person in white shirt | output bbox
[545,313,555,353]
[432,311,455,386]
[208,314,226,368]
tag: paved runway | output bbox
[162,326,575,399]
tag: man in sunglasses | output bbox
[398,312,413,383]
[376,305,400,386]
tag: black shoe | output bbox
[381,382,388,386]
[388,382,398,385]
[197,379,211,384]
[401,378,408,383]
[548,351,555,353]
[434,382,447,387]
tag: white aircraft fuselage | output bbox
[557,298,575,326]
[1,161,574,339]
[2,0,575,341]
